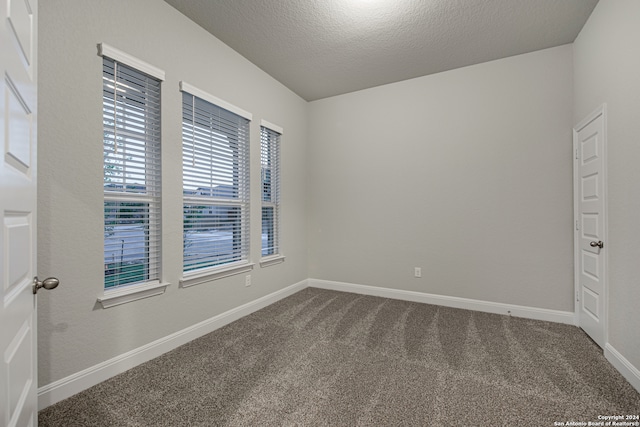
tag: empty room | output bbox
[1,0,639,425]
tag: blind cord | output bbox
[192,95,196,167]
[113,61,118,155]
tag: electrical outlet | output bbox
[245,275,251,287]
[414,267,422,278]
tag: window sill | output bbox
[180,262,254,288]
[98,281,169,309]
[260,255,285,268]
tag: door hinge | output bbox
[575,148,579,160]
[576,290,580,302]
[576,219,579,230]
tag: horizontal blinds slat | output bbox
[184,101,249,130]
[104,79,161,96]
[103,87,161,108]
[185,132,246,150]
[183,145,248,161]
[183,121,249,144]
[103,144,161,158]
[104,64,162,94]
[104,57,162,289]
[103,144,162,160]
[188,108,248,129]
[103,97,162,112]
[103,115,161,133]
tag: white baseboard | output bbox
[605,343,640,394]
[37,279,308,410]
[308,278,575,325]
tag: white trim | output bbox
[97,43,165,81]
[260,120,283,135]
[97,281,169,309]
[573,131,580,327]
[308,279,575,324]
[180,263,255,288]
[38,279,309,410]
[260,255,285,268]
[573,104,609,346]
[605,343,640,393]
[179,81,252,121]
[180,262,255,288]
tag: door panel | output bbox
[580,133,598,164]
[1,0,38,425]
[581,213,598,238]
[5,75,33,171]
[5,214,31,289]
[582,288,598,320]
[7,319,34,422]
[581,251,599,280]
[581,173,598,200]
[574,106,607,348]
[7,0,34,66]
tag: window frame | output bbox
[179,82,254,287]
[97,43,168,308]
[260,121,285,267]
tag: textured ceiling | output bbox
[164,0,598,101]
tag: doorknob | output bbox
[590,241,604,249]
[33,276,60,294]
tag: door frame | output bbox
[573,103,608,346]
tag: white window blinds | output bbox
[181,89,250,273]
[103,57,162,289]
[261,124,281,257]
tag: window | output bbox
[102,52,163,290]
[180,83,251,278]
[261,123,282,258]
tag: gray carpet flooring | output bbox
[39,288,640,426]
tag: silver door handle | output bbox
[33,276,60,294]
[590,241,604,249]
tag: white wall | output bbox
[308,45,574,311]
[37,0,308,386]
[574,0,640,375]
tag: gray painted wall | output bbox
[37,0,308,385]
[574,0,640,371]
[307,45,574,311]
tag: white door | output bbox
[1,0,45,425]
[573,105,607,348]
